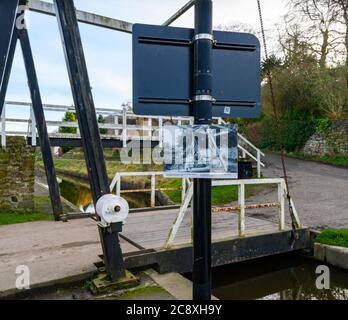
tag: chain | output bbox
[257,0,299,240]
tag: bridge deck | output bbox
[122,208,277,249]
[120,208,311,274]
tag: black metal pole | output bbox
[0,27,17,116]
[0,0,19,115]
[192,0,213,300]
[17,27,64,220]
[53,0,125,280]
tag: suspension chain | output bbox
[257,0,299,239]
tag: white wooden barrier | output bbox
[1,101,265,176]
[165,178,301,248]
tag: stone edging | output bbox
[314,243,348,271]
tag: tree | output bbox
[332,0,348,85]
[288,0,341,67]
[278,22,318,66]
[59,111,77,134]
[215,22,257,35]
[59,111,77,153]
[98,114,107,135]
[261,54,283,78]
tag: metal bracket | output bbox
[193,33,214,42]
[192,94,216,102]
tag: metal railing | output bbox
[1,101,265,176]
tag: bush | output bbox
[316,118,330,136]
[259,111,316,152]
[59,112,77,154]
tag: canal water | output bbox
[210,253,348,300]
[59,178,159,211]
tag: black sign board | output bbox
[133,23,261,118]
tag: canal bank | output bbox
[2,249,348,300]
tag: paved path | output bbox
[0,219,138,296]
[247,154,348,229]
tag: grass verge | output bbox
[0,212,53,226]
[160,178,273,205]
[316,229,348,248]
[283,152,348,167]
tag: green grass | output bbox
[37,159,162,179]
[0,212,53,225]
[284,152,348,167]
[160,178,272,205]
[316,229,348,248]
[314,155,348,166]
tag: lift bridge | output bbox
[0,101,310,274]
[0,0,311,288]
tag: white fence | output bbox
[109,171,301,248]
[1,100,265,177]
[165,177,301,248]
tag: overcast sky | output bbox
[5,0,287,128]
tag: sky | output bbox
[4,0,287,130]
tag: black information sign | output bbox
[133,23,261,118]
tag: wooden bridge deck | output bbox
[120,208,311,274]
[122,208,277,249]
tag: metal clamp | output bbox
[193,33,214,42]
[192,95,216,102]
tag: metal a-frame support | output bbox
[0,0,19,115]
[53,0,125,280]
[0,0,63,220]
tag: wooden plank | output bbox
[122,207,280,249]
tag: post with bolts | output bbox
[192,0,213,300]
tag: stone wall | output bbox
[0,136,36,213]
[302,120,348,156]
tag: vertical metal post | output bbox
[151,174,156,208]
[278,181,285,231]
[238,183,245,236]
[30,106,37,147]
[148,117,152,139]
[122,106,127,147]
[116,174,121,197]
[18,27,63,220]
[158,116,163,147]
[1,105,6,148]
[257,149,261,178]
[181,177,187,203]
[114,115,118,136]
[192,0,213,301]
[53,0,125,280]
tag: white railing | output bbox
[219,118,265,178]
[165,177,301,248]
[109,171,301,248]
[1,101,265,176]
[109,171,188,208]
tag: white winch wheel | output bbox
[96,194,129,224]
